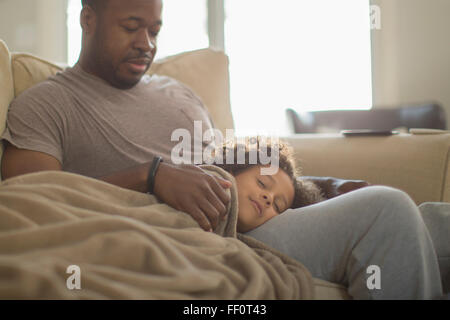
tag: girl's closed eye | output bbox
[257,179,265,187]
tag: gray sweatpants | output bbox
[245,186,445,300]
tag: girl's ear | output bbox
[80,6,97,35]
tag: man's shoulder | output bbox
[13,74,69,102]
[8,73,74,115]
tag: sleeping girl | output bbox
[205,137,446,299]
[210,137,325,232]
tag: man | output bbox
[1,0,231,233]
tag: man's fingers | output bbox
[154,164,233,231]
[190,206,213,232]
[197,198,221,230]
[218,178,232,188]
[205,188,228,220]
[210,177,231,206]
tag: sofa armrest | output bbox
[281,132,450,205]
[0,40,14,178]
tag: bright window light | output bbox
[225,0,374,136]
[67,0,82,66]
[156,0,209,59]
[67,0,209,65]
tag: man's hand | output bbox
[301,176,370,199]
[153,163,232,232]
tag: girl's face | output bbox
[234,166,295,233]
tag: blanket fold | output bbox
[0,167,314,299]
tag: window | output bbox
[67,0,208,65]
[225,0,374,136]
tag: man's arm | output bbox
[2,143,232,232]
[1,142,153,192]
[1,143,62,179]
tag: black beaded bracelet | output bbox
[147,156,163,194]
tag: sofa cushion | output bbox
[284,132,450,205]
[11,53,64,97]
[0,40,14,167]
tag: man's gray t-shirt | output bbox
[2,64,214,178]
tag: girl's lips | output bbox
[250,199,262,217]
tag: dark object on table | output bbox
[286,102,447,133]
[340,129,399,137]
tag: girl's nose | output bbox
[262,194,272,206]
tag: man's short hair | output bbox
[81,0,92,7]
[81,0,105,11]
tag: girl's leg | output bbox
[245,186,443,299]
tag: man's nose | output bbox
[134,30,155,52]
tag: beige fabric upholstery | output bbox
[11,53,65,97]
[285,132,450,205]
[314,279,351,300]
[0,40,14,165]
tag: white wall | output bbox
[0,0,68,63]
[371,0,450,125]
[0,0,38,54]
[36,0,69,63]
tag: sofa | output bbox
[1,39,449,299]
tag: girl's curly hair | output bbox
[210,137,325,209]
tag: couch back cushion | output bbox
[0,40,14,164]
[12,54,65,97]
[285,132,450,205]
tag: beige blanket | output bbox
[0,166,314,299]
